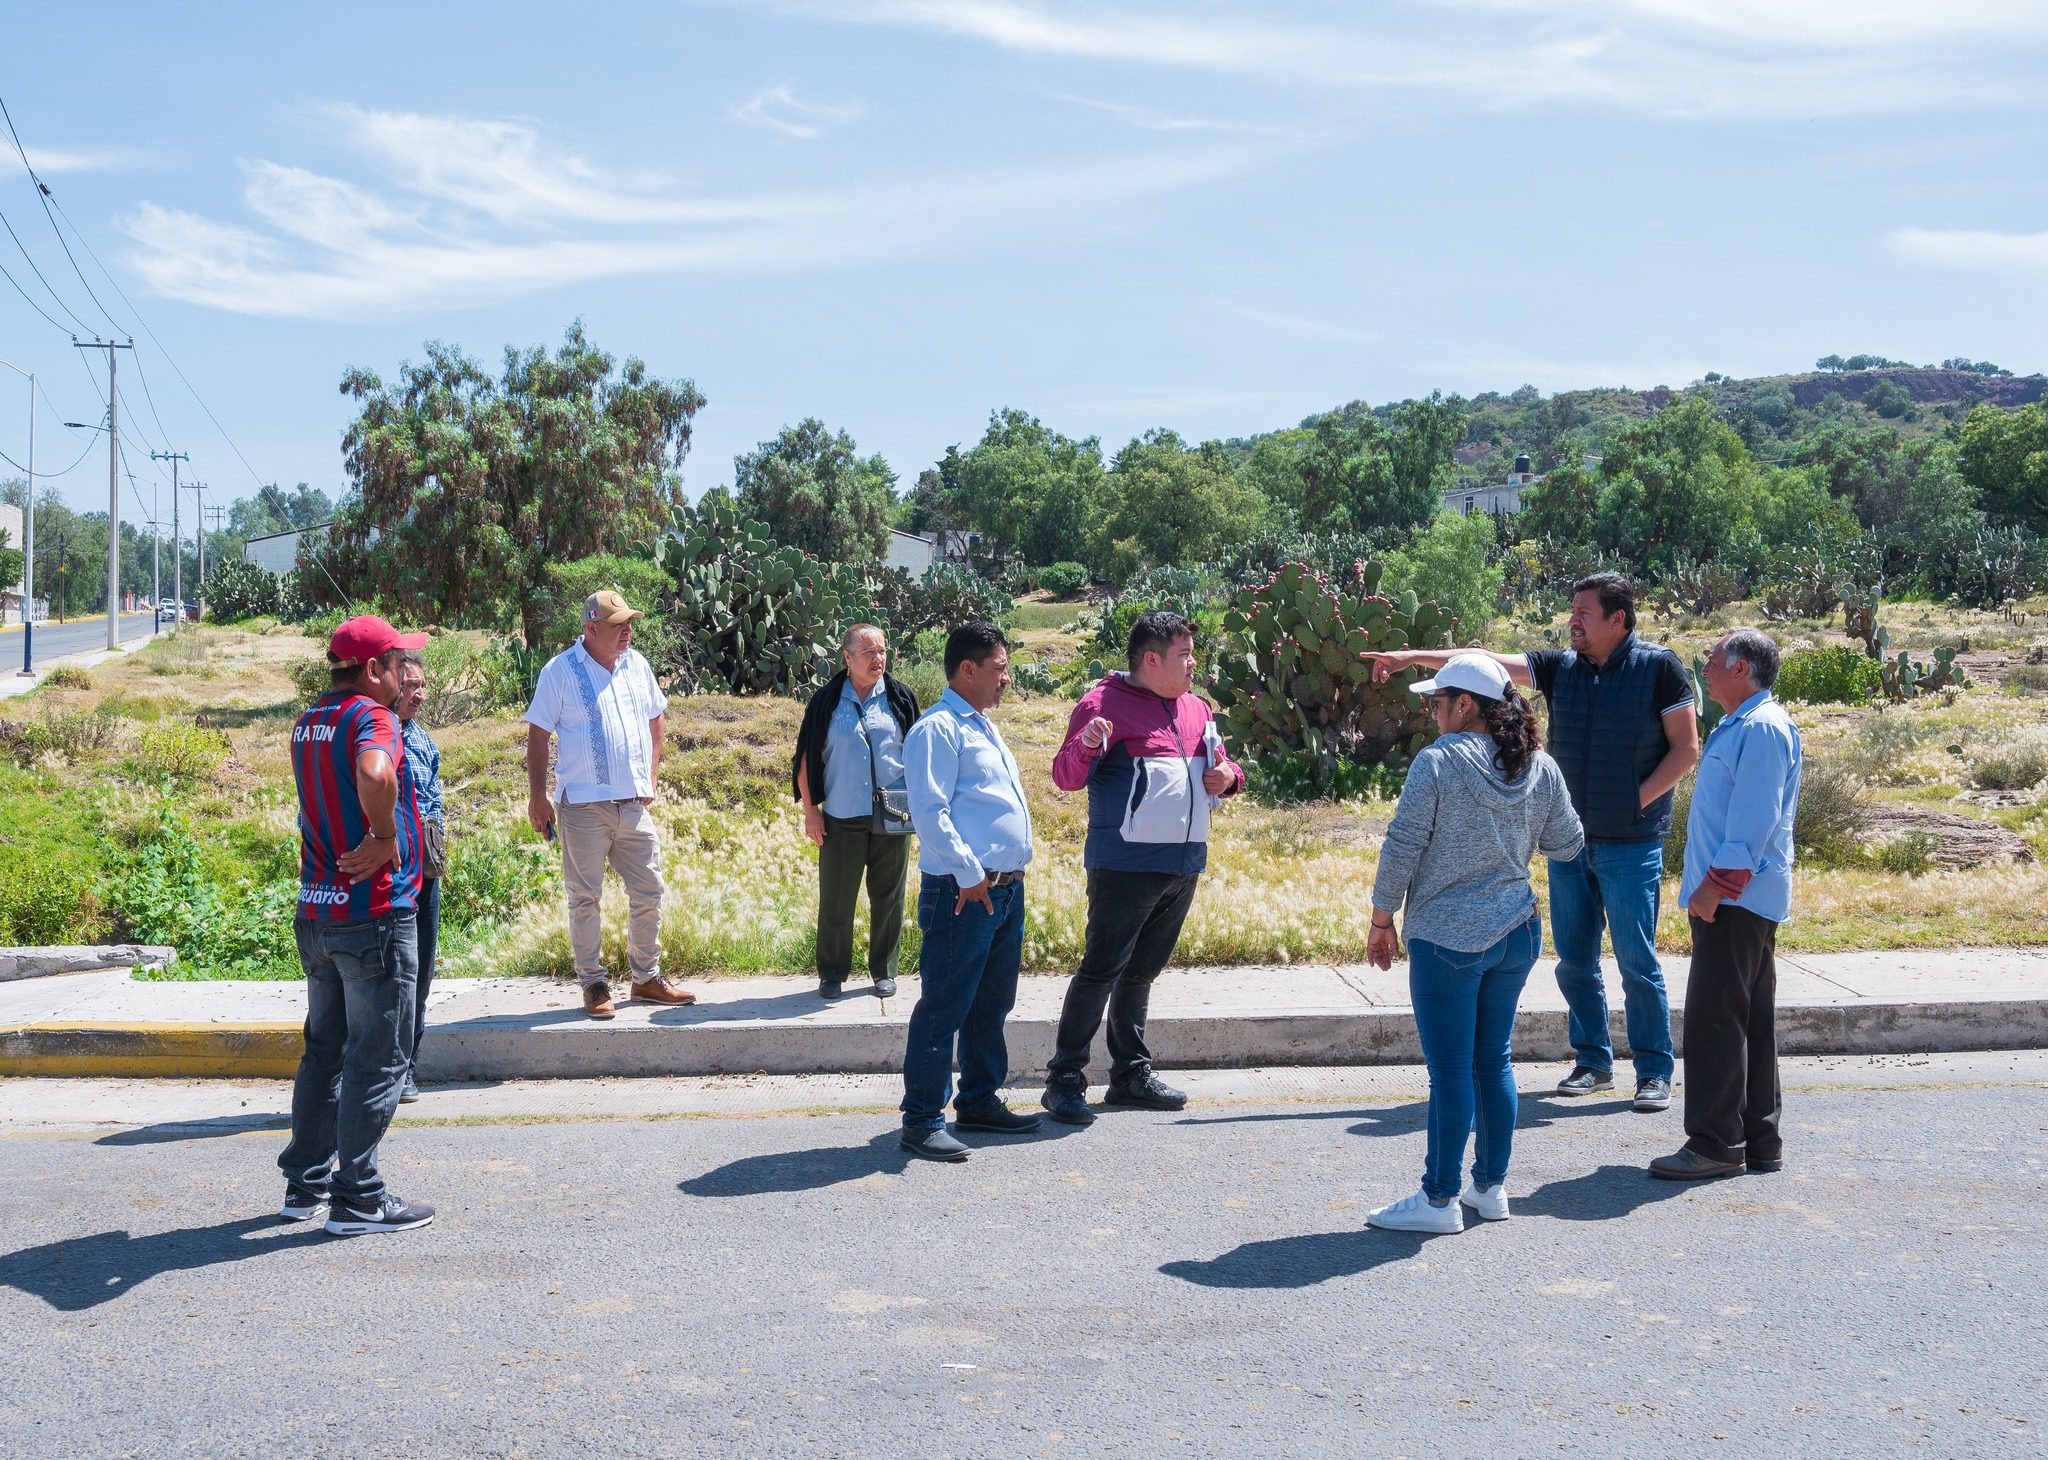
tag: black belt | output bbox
[988,870,1025,887]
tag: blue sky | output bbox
[3,1,2046,525]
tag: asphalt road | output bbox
[1,1063,2043,1458]
[13,610,158,665]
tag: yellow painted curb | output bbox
[0,1021,303,1078]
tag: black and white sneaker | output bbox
[1633,1077,1672,1112]
[281,1179,331,1222]
[324,1193,436,1236]
[1555,1066,1615,1096]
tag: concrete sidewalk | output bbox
[1,949,2041,1080]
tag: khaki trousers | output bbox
[557,797,665,987]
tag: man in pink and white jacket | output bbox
[1041,609,1245,1124]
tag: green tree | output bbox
[1093,430,1264,575]
[0,528,22,598]
[332,321,703,644]
[954,409,1104,565]
[1588,396,1761,576]
[1382,508,1503,642]
[734,418,894,565]
[1957,401,2048,534]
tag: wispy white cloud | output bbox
[117,105,1266,318]
[766,0,2048,116]
[731,83,868,140]
[23,144,150,174]
[1207,299,1378,345]
[1041,90,1269,134]
[1892,226,2048,277]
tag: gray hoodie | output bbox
[1371,732,1585,954]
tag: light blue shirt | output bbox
[399,716,443,825]
[1680,689,1803,923]
[904,687,1034,887]
[822,678,906,820]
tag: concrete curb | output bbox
[5,997,2044,1081]
[0,947,176,982]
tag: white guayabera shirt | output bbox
[523,640,667,804]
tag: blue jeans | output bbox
[901,874,1026,1130]
[1409,914,1542,1203]
[278,912,418,1205]
[410,876,439,1067]
[1548,840,1675,1082]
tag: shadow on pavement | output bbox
[94,1115,289,1147]
[0,1217,325,1311]
[681,1132,914,1196]
[1161,1227,1432,1289]
[1517,1163,1698,1221]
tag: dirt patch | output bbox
[1864,803,2033,868]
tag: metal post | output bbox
[74,340,133,650]
[151,450,187,633]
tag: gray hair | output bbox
[398,648,426,670]
[1721,628,1780,691]
[841,623,886,654]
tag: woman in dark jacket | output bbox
[791,624,921,999]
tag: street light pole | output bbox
[0,358,32,675]
[151,449,187,631]
[75,340,134,651]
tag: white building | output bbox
[884,528,936,575]
[1449,454,1540,516]
[0,501,38,624]
[242,522,332,576]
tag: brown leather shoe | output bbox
[630,976,696,1006]
[581,982,616,1020]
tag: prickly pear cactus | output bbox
[1208,558,1458,786]
[639,494,872,696]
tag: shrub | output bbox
[2004,665,2048,696]
[140,631,213,677]
[1039,561,1089,599]
[894,658,946,712]
[1009,657,1060,696]
[125,720,231,784]
[1866,832,1938,876]
[42,665,93,690]
[1776,645,1883,705]
[1244,751,1403,806]
[202,560,284,622]
[541,554,679,669]
[18,707,120,762]
[1793,762,1874,865]
[1969,733,2048,792]
[104,803,221,951]
[289,656,331,703]
[0,853,107,944]
[440,832,557,932]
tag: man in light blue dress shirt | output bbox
[898,621,1042,1161]
[1653,628,1803,1181]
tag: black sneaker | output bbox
[398,1069,421,1104]
[818,978,844,1000]
[900,1126,970,1162]
[953,1101,1043,1134]
[1556,1066,1615,1096]
[1104,1074,1188,1111]
[1041,1084,1097,1126]
[281,1178,331,1222]
[324,1193,436,1236]
[1632,1077,1671,1112]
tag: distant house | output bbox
[242,522,333,576]
[885,528,937,575]
[1449,455,1540,516]
[0,500,35,624]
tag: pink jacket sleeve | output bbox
[1052,685,1108,791]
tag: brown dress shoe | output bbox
[581,982,616,1020]
[630,976,696,1006]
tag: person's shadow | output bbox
[1516,1163,1700,1221]
[1177,1103,1430,1138]
[1162,1227,1433,1289]
[94,1114,289,1147]
[0,1217,326,1312]
[680,1133,915,1197]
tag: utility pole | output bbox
[151,449,187,631]
[185,479,207,618]
[0,357,32,675]
[75,339,133,651]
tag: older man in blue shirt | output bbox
[1653,628,1803,1181]
[898,620,1040,1161]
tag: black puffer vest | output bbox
[1542,634,1681,843]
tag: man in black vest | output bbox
[1364,573,1698,1113]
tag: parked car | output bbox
[155,602,180,626]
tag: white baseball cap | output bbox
[1410,653,1512,702]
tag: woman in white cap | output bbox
[1364,653,1584,1234]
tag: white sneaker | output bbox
[1367,1188,1464,1234]
[1460,1182,1511,1221]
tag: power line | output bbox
[0,429,99,480]
[0,94,130,337]
[0,204,92,334]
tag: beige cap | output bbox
[584,589,645,625]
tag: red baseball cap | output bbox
[327,614,429,668]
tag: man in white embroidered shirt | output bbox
[524,590,694,1019]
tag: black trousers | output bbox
[1047,868,1200,1089]
[816,815,911,983]
[1682,906,1783,1164]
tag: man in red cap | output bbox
[277,614,437,1236]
